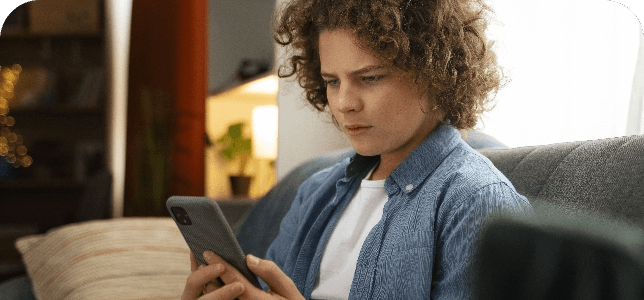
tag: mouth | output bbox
[344,125,372,135]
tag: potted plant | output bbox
[217,122,252,196]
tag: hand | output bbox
[183,250,305,300]
[182,252,245,300]
[239,253,305,300]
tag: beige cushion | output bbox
[14,217,191,300]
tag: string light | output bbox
[0,64,31,168]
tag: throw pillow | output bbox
[14,217,191,300]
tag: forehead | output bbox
[318,30,384,74]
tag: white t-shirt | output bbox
[310,168,388,300]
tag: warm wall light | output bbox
[210,74,278,102]
[240,75,278,96]
[252,105,278,160]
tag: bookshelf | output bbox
[0,0,107,282]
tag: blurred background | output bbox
[0,0,323,283]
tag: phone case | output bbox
[166,196,261,288]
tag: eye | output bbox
[362,75,381,84]
[324,79,340,87]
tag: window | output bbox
[482,0,643,147]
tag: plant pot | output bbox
[229,175,252,197]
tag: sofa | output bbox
[1,131,643,299]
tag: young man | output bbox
[182,1,532,299]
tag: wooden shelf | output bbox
[0,178,82,190]
[10,107,103,116]
[0,32,103,40]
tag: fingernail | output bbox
[198,264,205,270]
[248,254,260,265]
[203,250,214,261]
[212,263,222,272]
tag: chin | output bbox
[350,144,382,157]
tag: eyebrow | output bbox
[320,65,388,78]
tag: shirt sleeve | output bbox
[259,187,303,291]
[431,182,532,299]
[264,185,304,272]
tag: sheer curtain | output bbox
[482,0,643,147]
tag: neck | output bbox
[369,152,409,180]
[368,122,442,181]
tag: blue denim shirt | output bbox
[265,124,532,299]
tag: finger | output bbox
[200,282,244,300]
[204,281,220,294]
[203,251,249,286]
[190,252,199,272]
[201,270,221,296]
[183,263,225,300]
[201,269,222,295]
[246,254,303,299]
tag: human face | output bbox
[319,30,440,165]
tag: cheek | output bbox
[327,101,342,122]
[375,91,412,117]
[327,86,339,95]
[326,88,341,107]
[378,95,426,128]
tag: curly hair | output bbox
[272,0,504,130]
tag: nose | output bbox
[334,84,362,113]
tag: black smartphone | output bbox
[166,196,262,288]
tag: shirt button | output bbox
[405,184,414,191]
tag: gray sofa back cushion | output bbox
[479,134,644,228]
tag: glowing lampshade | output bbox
[238,75,278,96]
[209,75,278,102]
[252,105,278,160]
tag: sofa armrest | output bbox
[474,203,644,299]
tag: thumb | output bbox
[246,254,303,299]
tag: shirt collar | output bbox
[345,153,379,179]
[344,124,462,194]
